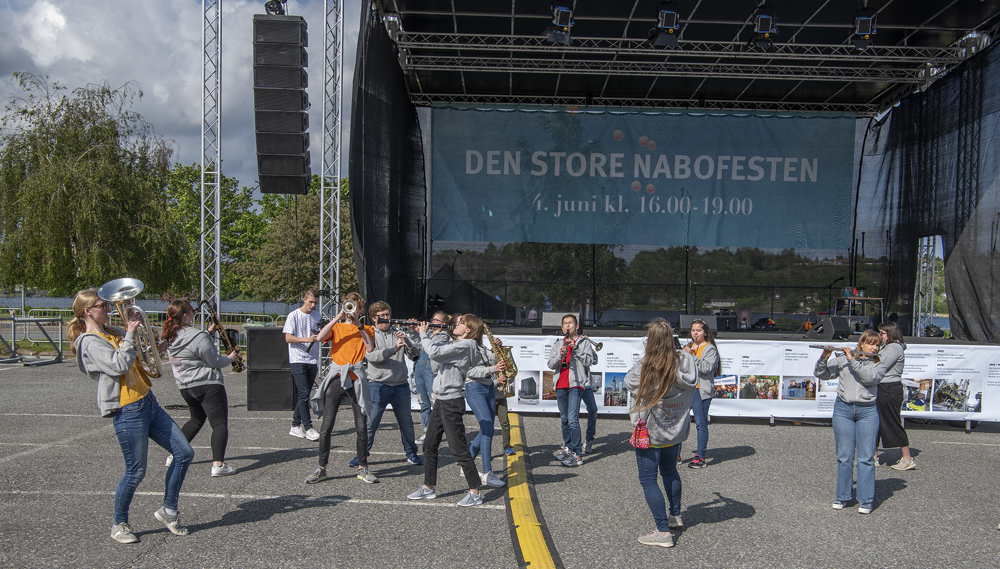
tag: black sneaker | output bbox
[688,455,707,469]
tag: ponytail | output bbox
[161,300,192,345]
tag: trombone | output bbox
[98,278,162,378]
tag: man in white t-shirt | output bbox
[284,289,324,441]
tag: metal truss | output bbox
[318,0,345,373]
[409,92,874,114]
[200,0,222,324]
[403,54,925,83]
[396,33,966,65]
[913,236,936,336]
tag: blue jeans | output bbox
[580,387,598,443]
[413,352,434,430]
[290,363,317,430]
[690,395,712,458]
[365,382,419,460]
[112,391,194,524]
[465,381,497,474]
[832,398,879,505]
[556,387,583,456]
[635,445,682,532]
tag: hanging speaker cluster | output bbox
[253,14,310,195]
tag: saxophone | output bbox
[197,300,246,373]
[483,324,517,397]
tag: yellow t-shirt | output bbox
[95,333,152,406]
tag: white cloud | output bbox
[0,0,363,192]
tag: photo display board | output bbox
[407,338,1000,421]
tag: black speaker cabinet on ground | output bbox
[247,327,290,370]
[247,370,294,411]
[246,327,292,410]
[253,14,309,195]
[805,317,852,341]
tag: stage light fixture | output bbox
[649,1,681,49]
[749,5,778,52]
[264,0,287,16]
[851,5,877,51]
[546,1,574,45]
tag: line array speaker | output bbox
[253,14,310,195]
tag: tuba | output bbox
[98,278,162,378]
[483,324,517,397]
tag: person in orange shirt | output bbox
[304,292,377,485]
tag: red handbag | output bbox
[630,414,651,449]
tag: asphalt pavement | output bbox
[1,359,998,569]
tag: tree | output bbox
[233,177,356,302]
[163,163,265,298]
[0,73,186,294]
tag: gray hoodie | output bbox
[167,327,232,390]
[815,354,880,405]
[546,336,597,389]
[853,342,905,384]
[73,330,139,418]
[467,342,498,386]
[365,328,410,385]
[425,331,452,376]
[624,352,699,447]
[690,343,720,401]
[421,335,477,400]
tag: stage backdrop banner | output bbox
[430,108,856,249]
[405,337,1000,421]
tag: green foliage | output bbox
[233,177,356,301]
[163,163,264,298]
[0,73,185,295]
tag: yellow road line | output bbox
[506,413,561,569]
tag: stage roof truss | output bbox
[379,0,1000,116]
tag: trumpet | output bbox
[809,345,879,357]
[98,278,162,378]
[343,299,358,316]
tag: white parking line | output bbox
[1,490,505,510]
[926,440,1000,447]
[0,426,111,464]
[0,443,408,456]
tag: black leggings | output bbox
[179,384,229,462]
[318,377,368,468]
[423,397,480,490]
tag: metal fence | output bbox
[0,307,281,355]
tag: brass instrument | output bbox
[343,299,358,317]
[98,278,162,378]
[579,336,603,351]
[483,324,517,397]
[198,300,246,373]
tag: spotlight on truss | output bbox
[546,1,574,45]
[851,5,877,50]
[649,1,681,49]
[749,5,778,52]
[264,0,287,16]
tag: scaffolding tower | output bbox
[200,0,222,323]
[913,236,936,336]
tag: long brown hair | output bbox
[67,289,121,353]
[878,321,904,345]
[462,314,484,343]
[690,319,722,376]
[161,300,193,344]
[632,318,680,413]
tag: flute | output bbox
[809,345,879,357]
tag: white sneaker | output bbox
[304,428,320,441]
[289,426,306,439]
[482,471,506,487]
[211,463,237,477]
[165,455,174,467]
[416,434,426,444]
[668,515,684,528]
[555,446,570,460]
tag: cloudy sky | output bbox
[1,0,363,193]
